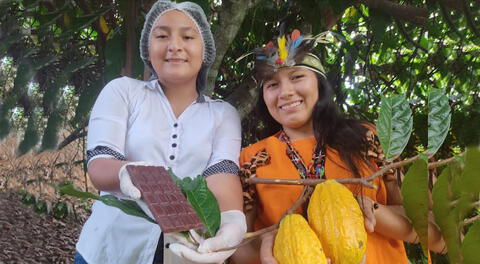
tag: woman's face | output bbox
[148,10,204,85]
[262,67,319,131]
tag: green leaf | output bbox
[375,94,413,161]
[104,29,125,82]
[426,88,451,157]
[59,184,155,223]
[59,184,99,200]
[432,163,463,264]
[460,147,480,194]
[462,220,480,264]
[175,175,221,237]
[98,195,156,223]
[401,159,429,256]
[370,9,391,42]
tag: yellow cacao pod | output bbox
[307,180,367,264]
[273,214,328,264]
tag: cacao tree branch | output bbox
[428,156,456,169]
[247,153,461,188]
[247,177,377,189]
[463,215,480,227]
[472,201,480,207]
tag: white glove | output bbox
[168,210,247,263]
[118,161,154,219]
[118,161,151,199]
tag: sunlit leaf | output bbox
[426,88,451,157]
[376,94,413,161]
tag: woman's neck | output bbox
[282,123,315,141]
[160,81,198,118]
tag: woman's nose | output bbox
[168,35,182,52]
[279,82,295,98]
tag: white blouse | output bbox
[76,77,241,264]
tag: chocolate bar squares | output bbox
[126,165,204,233]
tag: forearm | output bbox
[374,204,418,243]
[231,240,261,264]
[374,205,448,252]
[88,158,128,193]
[206,173,244,211]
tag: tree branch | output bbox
[395,19,427,52]
[462,0,480,39]
[463,215,480,227]
[57,121,88,150]
[247,177,377,189]
[439,0,464,40]
[205,0,263,96]
[358,0,427,27]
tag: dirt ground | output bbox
[0,191,85,264]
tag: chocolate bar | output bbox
[126,165,204,233]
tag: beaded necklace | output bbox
[278,130,325,179]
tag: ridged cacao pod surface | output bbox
[307,180,367,264]
[273,214,328,264]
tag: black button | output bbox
[169,155,175,160]
[172,134,177,139]
[174,123,178,127]
[172,143,177,148]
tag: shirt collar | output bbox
[146,79,206,103]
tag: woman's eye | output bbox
[265,82,278,89]
[292,75,304,80]
[184,36,194,40]
[155,35,167,39]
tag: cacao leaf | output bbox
[426,88,451,157]
[59,184,155,223]
[432,163,463,263]
[401,159,429,256]
[98,195,156,223]
[460,147,480,194]
[59,184,99,200]
[375,94,413,161]
[178,175,221,237]
[462,220,480,264]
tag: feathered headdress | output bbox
[238,29,329,83]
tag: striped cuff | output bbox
[202,160,239,177]
[86,146,126,164]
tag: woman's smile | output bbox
[279,100,303,111]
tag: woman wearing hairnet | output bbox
[74,1,246,263]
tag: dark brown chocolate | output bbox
[126,165,204,233]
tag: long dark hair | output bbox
[255,72,370,178]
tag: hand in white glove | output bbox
[118,161,151,199]
[168,210,247,263]
[118,161,154,219]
